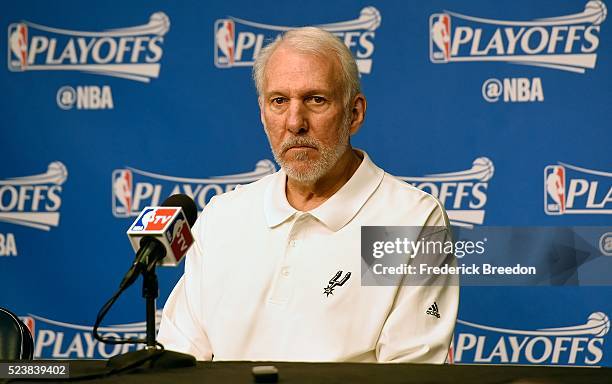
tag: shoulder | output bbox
[374,170,449,227]
[207,171,277,209]
[193,173,276,238]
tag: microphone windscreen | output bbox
[162,194,198,227]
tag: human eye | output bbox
[270,97,287,105]
[306,95,326,105]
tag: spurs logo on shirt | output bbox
[323,270,351,297]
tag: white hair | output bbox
[252,27,361,108]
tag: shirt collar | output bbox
[264,150,384,231]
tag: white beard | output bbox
[265,118,351,184]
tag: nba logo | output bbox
[8,23,28,71]
[430,14,451,63]
[112,169,133,217]
[214,20,235,67]
[131,208,155,231]
[544,165,566,215]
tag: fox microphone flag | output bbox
[121,194,197,289]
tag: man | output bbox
[158,27,458,363]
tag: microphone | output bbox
[120,194,197,289]
[93,193,198,370]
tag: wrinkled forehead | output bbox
[262,44,342,95]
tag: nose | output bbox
[286,100,308,135]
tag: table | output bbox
[4,361,612,383]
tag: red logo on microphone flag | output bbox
[170,218,194,261]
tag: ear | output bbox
[348,93,367,135]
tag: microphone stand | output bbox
[144,270,158,349]
[106,266,196,370]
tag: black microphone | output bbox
[120,194,197,289]
[94,193,198,370]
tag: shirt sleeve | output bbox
[157,202,214,361]
[375,200,459,363]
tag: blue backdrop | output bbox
[1,0,611,366]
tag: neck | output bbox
[285,148,363,211]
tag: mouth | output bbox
[284,145,317,154]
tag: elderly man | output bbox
[158,27,458,363]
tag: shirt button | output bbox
[281,267,290,277]
[289,239,296,247]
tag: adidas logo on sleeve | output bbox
[426,302,440,318]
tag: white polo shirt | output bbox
[158,151,459,363]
